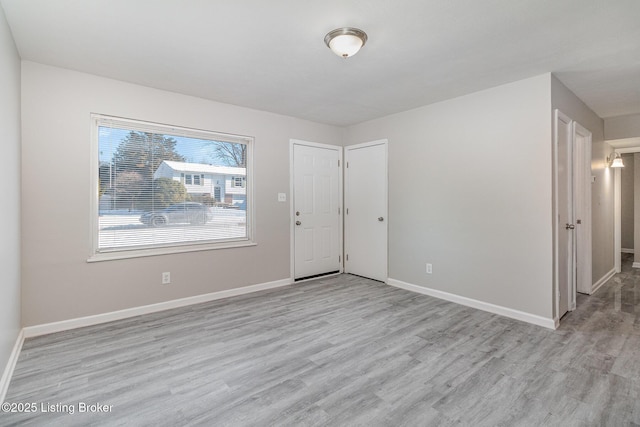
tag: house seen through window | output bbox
[94,115,253,256]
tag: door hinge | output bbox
[338,159,340,167]
[339,255,341,263]
[346,254,349,261]
[346,208,349,215]
[346,162,349,168]
[338,207,341,215]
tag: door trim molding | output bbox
[613,145,640,273]
[615,165,622,272]
[289,139,343,281]
[345,139,388,150]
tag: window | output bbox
[92,114,253,260]
[232,176,246,188]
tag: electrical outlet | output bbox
[162,272,171,285]
[426,263,432,274]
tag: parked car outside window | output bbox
[139,202,212,227]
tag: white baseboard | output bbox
[0,330,24,404]
[387,278,556,330]
[591,268,616,295]
[621,248,634,254]
[23,278,293,338]
[4,278,292,401]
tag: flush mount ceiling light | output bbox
[324,27,368,58]
[607,152,625,168]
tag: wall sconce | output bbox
[324,27,368,58]
[607,152,625,168]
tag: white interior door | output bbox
[555,110,576,319]
[344,140,388,282]
[292,141,342,280]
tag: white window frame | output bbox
[89,114,255,262]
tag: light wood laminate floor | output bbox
[2,256,640,426]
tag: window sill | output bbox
[87,240,257,263]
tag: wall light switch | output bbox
[278,193,287,202]
[162,272,171,285]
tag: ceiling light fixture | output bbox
[607,152,625,168]
[324,27,368,58]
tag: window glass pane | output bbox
[97,118,250,253]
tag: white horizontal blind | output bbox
[95,115,252,253]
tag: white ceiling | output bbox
[1,0,639,126]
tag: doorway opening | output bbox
[611,137,640,274]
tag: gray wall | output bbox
[0,4,21,380]
[14,63,617,329]
[551,75,611,286]
[21,61,343,326]
[605,114,640,140]
[345,74,554,320]
[621,154,634,250]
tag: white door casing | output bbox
[344,140,388,282]
[612,140,640,274]
[291,140,342,280]
[615,163,622,273]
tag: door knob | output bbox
[296,211,300,216]
[296,221,302,226]
[378,217,384,222]
[565,223,575,230]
